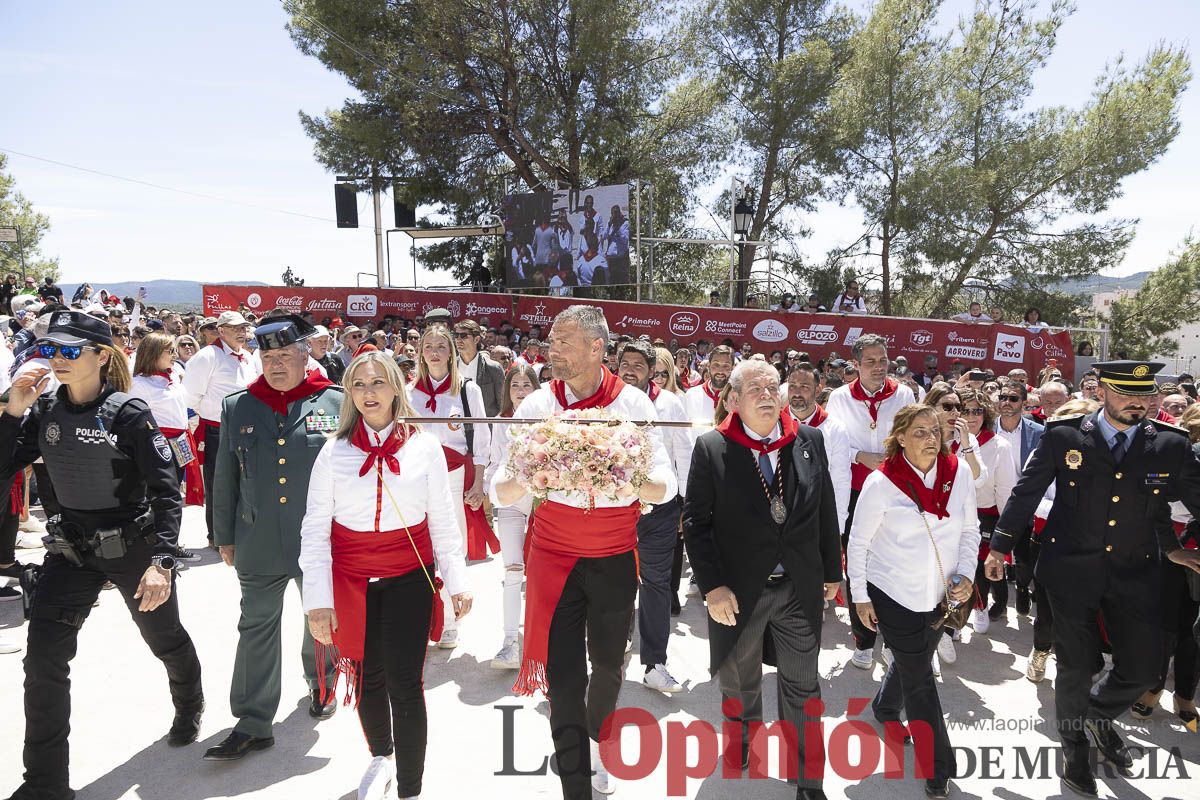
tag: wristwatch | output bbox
[151,554,177,572]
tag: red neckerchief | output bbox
[215,338,246,363]
[848,377,899,427]
[550,368,624,410]
[950,428,993,453]
[414,373,451,412]
[647,381,661,402]
[800,404,828,427]
[879,452,959,520]
[152,370,174,385]
[246,368,333,416]
[715,410,799,454]
[702,381,720,406]
[350,420,408,477]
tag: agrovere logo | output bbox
[668,311,700,337]
[752,318,789,343]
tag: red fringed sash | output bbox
[160,426,204,506]
[10,469,24,515]
[443,446,501,560]
[315,518,443,707]
[514,500,639,696]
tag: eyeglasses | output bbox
[38,344,99,360]
[998,394,1021,402]
[962,408,986,416]
[178,342,197,349]
[939,402,962,411]
[452,332,473,339]
[653,371,670,379]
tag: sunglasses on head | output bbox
[38,344,99,360]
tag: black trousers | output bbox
[1149,558,1200,699]
[670,533,685,599]
[1033,571,1055,652]
[546,551,637,800]
[844,489,876,651]
[357,568,434,798]
[22,540,203,799]
[1012,524,1035,593]
[972,515,1007,610]
[635,498,679,667]
[202,423,220,537]
[868,583,954,783]
[1047,583,1161,767]
[0,475,18,564]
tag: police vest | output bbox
[39,393,137,511]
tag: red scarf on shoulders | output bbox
[414,374,451,412]
[350,421,408,477]
[799,405,828,428]
[247,368,333,415]
[848,377,899,427]
[951,428,994,453]
[647,381,660,402]
[215,338,246,363]
[879,452,959,520]
[550,368,623,410]
[152,370,174,385]
[702,381,721,406]
[715,408,799,454]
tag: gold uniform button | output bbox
[1111,496,1119,503]
[1050,538,1056,543]
[1069,481,1076,487]
[277,438,286,446]
[278,458,286,465]
[279,496,288,504]
[1105,545,1113,552]
[1108,520,1116,527]
[1153,489,1160,495]
[1115,472,1123,480]
[279,477,287,485]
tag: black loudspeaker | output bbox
[334,183,359,228]
[394,200,416,228]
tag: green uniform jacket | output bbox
[212,386,344,577]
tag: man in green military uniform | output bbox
[204,315,343,762]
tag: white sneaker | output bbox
[971,608,990,635]
[591,740,614,794]
[437,629,458,650]
[15,531,42,549]
[931,652,941,677]
[357,755,395,800]
[881,645,894,668]
[937,633,957,665]
[686,578,700,598]
[643,664,682,694]
[18,517,45,534]
[491,638,520,670]
[0,637,21,654]
[850,648,874,670]
[951,627,963,642]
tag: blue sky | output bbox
[1,0,1197,292]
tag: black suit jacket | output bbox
[683,424,842,674]
[993,411,1200,610]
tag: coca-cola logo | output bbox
[275,294,304,313]
[910,329,934,347]
[752,319,788,343]
[668,311,700,337]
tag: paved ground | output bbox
[2,506,1198,799]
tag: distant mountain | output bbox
[1055,271,1151,295]
[57,279,266,308]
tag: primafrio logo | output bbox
[795,324,839,344]
[346,294,378,316]
[752,319,789,343]
[246,292,262,309]
[910,329,934,347]
[994,335,1026,363]
[668,311,700,337]
[615,314,659,330]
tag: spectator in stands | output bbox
[0,274,16,310]
[577,230,608,286]
[36,276,63,303]
[832,280,867,315]
[395,353,416,384]
[309,326,344,385]
[745,294,762,309]
[198,317,219,347]
[1021,308,1047,331]
[771,293,800,313]
[1076,341,1094,357]
[16,276,37,297]
[674,347,699,389]
[800,293,827,313]
[1076,374,1100,401]
[952,302,992,324]
[706,290,723,307]
[652,347,680,395]
[1148,386,1179,424]
[989,307,1005,324]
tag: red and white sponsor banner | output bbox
[203,286,1073,381]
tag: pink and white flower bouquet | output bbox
[505,410,654,505]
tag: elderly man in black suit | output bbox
[684,359,842,800]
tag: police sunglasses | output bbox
[38,344,100,360]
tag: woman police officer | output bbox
[0,310,202,800]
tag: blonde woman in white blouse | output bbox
[299,351,470,800]
[847,403,980,800]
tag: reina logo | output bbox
[752,319,789,343]
[347,294,378,316]
[668,311,700,337]
[910,329,934,347]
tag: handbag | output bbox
[917,508,972,632]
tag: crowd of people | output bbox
[1,292,1199,800]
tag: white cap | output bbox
[216,310,249,327]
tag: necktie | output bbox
[758,439,774,485]
[1111,430,1128,463]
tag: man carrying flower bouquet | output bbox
[495,305,676,800]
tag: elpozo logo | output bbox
[752,319,789,343]
[668,311,700,337]
[795,324,839,344]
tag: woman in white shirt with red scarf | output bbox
[847,404,979,799]
[300,351,470,800]
[409,324,496,650]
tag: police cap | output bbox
[41,310,114,348]
[253,314,317,351]
[1093,360,1165,396]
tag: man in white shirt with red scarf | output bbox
[496,305,675,800]
[786,362,850,532]
[825,333,915,669]
[683,344,734,442]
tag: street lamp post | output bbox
[733,190,755,308]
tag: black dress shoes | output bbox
[722,737,749,772]
[796,788,828,800]
[1062,764,1098,797]
[924,778,950,798]
[1015,589,1032,616]
[167,698,205,747]
[1084,718,1133,771]
[202,731,275,761]
[309,689,337,720]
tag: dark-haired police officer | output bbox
[0,311,203,800]
[204,314,341,762]
[987,360,1200,797]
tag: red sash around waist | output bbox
[160,426,204,506]
[316,518,443,707]
[514,500,640,696]
[443,446,501,560]
[194,418,219,467]
[851,461,873,491]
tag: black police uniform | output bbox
[0,312,202,800]
[991,361,1200,790]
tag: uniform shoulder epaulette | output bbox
[319,384,345,394]
[1151,418,1187,434]
[226,388,250,400]
[1046,414,1084,428]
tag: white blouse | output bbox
[973,434,1016,511]
[485,419,534,515]
[298,426,468,612]
[406,378,490,468]
[130,368,189,430]
[847,457,981,612]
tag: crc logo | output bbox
[796,324,839,344]
[910,329,934,347]
[246,292,262,309]
[347,294,378,316]
[668,311,700,337]
[752,319,789,343]
[994,335,1026,363]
